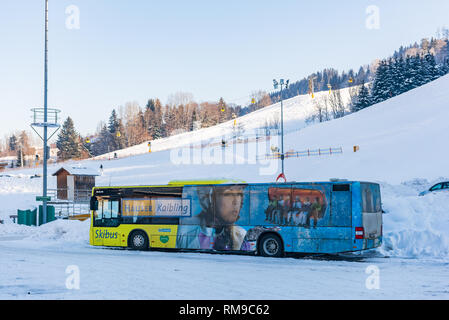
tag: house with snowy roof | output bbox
[52,166,99,201]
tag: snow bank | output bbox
[380,180,449,260]
[0,219,91,245]
[26,219,91,244]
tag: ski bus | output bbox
[89,179,383,257]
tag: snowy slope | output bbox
[91,87,355,159]
[280,75,449,184]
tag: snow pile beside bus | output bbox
[380,180,449,260]
[25,219,91,244]
[0,219,90,245]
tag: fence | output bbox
[47,188,91,218]
[47,188,92,202]
[49,202,90,219]
[258,147,343,160]
[188,135,272,150]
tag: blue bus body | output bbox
[177,181,382,254]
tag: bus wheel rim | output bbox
[133,235,144,247]
[264,239,278,255]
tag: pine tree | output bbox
[56,117,82,160]
[107,109,127,151]
[108,109,120,136]
[409,54,425,88]
[136,109,147,143]
[218,97,227,123]
[190,108,197,131]
[91,124,113,156]
[16,146,24,167]
[403,55,415,92]
[81,137,93,158]
[423,52,439,82]
[145,99,156,113]
[441,57,449,76]
[116,119,127,149]
[390,57,406,96]
[371,60,390,104]
[351,81,372,112]
[8,135,17,152]
[149,99,164,140]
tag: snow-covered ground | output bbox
[2,222,449,300]
[1,76,449,299]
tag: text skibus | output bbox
[89,180,382,257]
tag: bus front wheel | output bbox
[258,233,284,257]
[129,231,149,251]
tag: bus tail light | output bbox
[355,227,364,239]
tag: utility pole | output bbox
[42,0,49,224]
[273,79,289,182]
[30,0,60,225]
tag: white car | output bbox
[419,182,449,196]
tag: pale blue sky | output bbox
[1,0,448,138]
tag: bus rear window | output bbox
[361,183,381,213]
[333,184,350,192]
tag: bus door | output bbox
[92,198,121,247]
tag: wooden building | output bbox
[52,166,99,201]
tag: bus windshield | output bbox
[94,198,120,227]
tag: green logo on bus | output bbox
[160,235,169,244]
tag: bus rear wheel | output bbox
[258,233,284,257]
[129,231,149,251]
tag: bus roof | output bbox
[167,179,246,186]
[92,180,378,192]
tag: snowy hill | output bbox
[91,86,355,159]
[281,74,449,184]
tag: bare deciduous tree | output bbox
[329,90,346,119]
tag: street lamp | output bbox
[273,78,289,182]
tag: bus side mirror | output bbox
[90,197,98,211]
